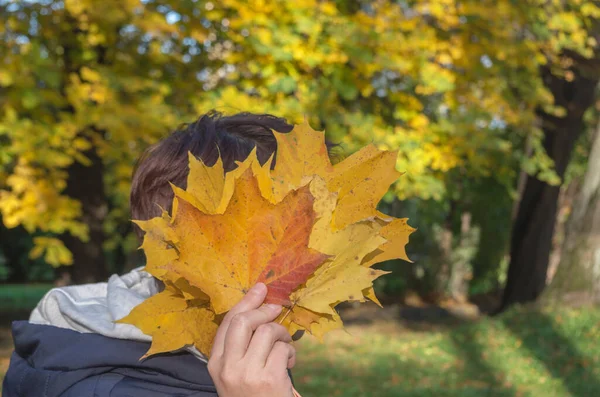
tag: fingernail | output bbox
[251,283,267,294]
[265,304,282,312]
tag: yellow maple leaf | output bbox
[133,209,178,280]
[117,288,218,359]
[279,305,344,341]
[362,217,414,266]
[326,145,401,230]
[290,177,388,315]
[121,121,414,357]
[269,121,334,201]
[170,152,227,215]
[270,122,402,229]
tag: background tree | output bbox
[501,5,600,309]
[547,113,600,303]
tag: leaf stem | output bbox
[278,303,295,324]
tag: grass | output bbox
[294,305,600,397]
[0,284,598,397]
[0,284,53,312]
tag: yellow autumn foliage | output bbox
[1,0,595,269]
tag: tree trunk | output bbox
[547,121,600,303]
[433,201,455,301]
[58,141,109,284]
[448,212,475,302]
[501,59,599,310]
[546,174,580,283]
[0,225,31,282]
[511,134,534,222]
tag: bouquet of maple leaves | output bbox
[119,122,414,358]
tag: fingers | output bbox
[245,322,291,367]
[228,283,269,316]
[223,304,283,360]
[209,339,296,397]
[207,283,297,397]
[266,340,297,371]
[211,283,268,357]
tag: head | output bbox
[130,111,335,239]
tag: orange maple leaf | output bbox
[163,168,330,313]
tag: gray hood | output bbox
[29,267,208,362]
[30,267,158,343]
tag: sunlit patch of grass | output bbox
[295,305,600,397]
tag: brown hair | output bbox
[130,111,335,239]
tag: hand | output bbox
[208,283,296,397]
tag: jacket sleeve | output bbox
[60,373,218,397]
[2,352,51,397]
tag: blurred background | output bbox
[1,0,599,395]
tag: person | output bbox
[3,111,328,396]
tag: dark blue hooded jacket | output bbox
[2,321,218,396]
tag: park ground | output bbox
[0,286,599,397]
